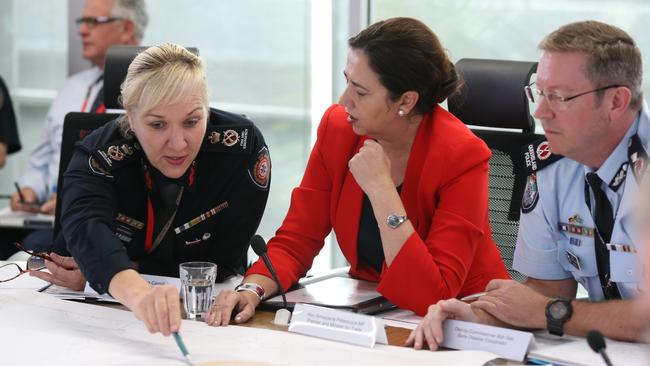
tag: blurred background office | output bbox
[1,0,649,272]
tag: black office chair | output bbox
[448,58,540,282]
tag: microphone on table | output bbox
[250,234,287,309]
[587,330,613,366]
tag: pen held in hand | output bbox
[460,291,488,302]
[172,332,194,365]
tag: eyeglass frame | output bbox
[0,262,46,283]
[524,82,625,106]
[75,16,125,27]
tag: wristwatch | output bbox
[545,297,573,336]
[386,213,408,229]
[235,282,265,301]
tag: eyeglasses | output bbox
[75,16,124,27]
[0,243,51,283]
[524,82,623,107]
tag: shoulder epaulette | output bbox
[91,138,140,171]
[201,124,254,154]
[522,137,564,175]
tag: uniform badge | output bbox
[107,145,125,161]
[249,147,270,190]
[202,232,211,241]
[208,131,221,144]
[174,201,229,235]
[565,250,582,271]
[521,173,538,213]
[185,238,202,246]
[536,141,551,161]
[116,213,145,230]
[605,243,637,253]
[88,156,113,177]
[115,224,135,243]
[568,214,583,224]
[222,129,240,147]
[121,144,134,156]
[609,162,627,191]
[558,222,595,237]
[569,237,582,246]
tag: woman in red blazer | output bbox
[208,17,509,325]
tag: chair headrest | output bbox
[448,58,537,133]
[104,45,199,110]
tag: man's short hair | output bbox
[540,20,643,110]
[112,0,149,43]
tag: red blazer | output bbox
[248,104,509,315]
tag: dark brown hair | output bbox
[348,17,461,115]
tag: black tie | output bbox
[585,173,620,299]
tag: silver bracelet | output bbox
[235,282,265,300]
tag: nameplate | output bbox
[288,303,388,348]
[440,320,534,362]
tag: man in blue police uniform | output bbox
[407,21,649,350]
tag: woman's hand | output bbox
[30,253,86,291]
[128,285,182,336]
[206,289,260,326]
[405,299,478,351]
[348,140,394,197]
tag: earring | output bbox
[398,109,406,117]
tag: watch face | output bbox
[549,301,568,319]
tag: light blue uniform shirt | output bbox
[513,105,650,301]
[17,67,103,201]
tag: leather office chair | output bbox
[448,58,540,282]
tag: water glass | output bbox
[179,261,217,320]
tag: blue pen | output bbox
[172,332,194,365]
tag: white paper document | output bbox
[529,332,649,366]
[0,206,54,228]
[0,289,499,365]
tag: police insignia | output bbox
[609,162,628,191]
[536,141,551,161]
[521,173,539,213]
[222,129,240,147]
[107,145,125,161]
[249,147,270,190]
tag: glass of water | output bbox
[179,262,217,320]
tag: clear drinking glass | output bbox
[179,262,217,320]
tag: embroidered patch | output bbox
[88,156,113,178]
[208,131,221,144]
[222,129,240,147]
[249,147,270,190]
[521,173,538,213]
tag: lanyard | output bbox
[80,74,104,113]
[142,162,196,253]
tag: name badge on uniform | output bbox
[569,237,582,247]
[565,250,582,271]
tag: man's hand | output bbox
[405,299,478,351]
[10,186,41,213]
[471,279,549,329]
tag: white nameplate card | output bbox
[288,303,388,348]
[440,319,535,362]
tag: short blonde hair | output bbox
[540,21,643,110]
[118,43,208,135]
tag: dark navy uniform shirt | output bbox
[55,108,271,294]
